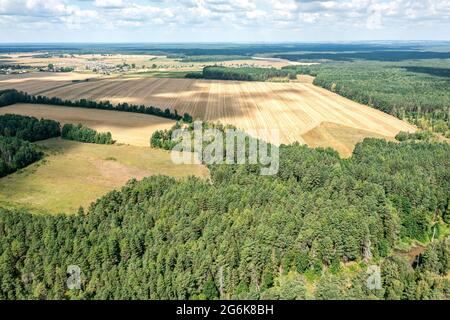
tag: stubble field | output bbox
[0,73,416,156]
[0,53,161,69]
[0,103,175,146]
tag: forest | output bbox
[0,136,43,178]
[283,60,450,136]
[0,89,192,122]
[0,113,115,179]
[0,114,60,177]
[0,114,61,142]
[200,66,297,81]
[0,136,448,299]
[61,124,114,145]
[274,51,450,62]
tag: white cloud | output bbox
[366,9,383,29]
[246,9,267,20]
[94,0,127,8]
[301,12,320,24]
[1,0,450,39]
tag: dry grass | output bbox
[0,138,209,214]
[0,74,416,155]
[301,122,393,156]
[0,103,175,146]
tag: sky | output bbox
[0,0,449,43]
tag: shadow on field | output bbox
[402,66,450,78]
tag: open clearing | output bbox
[0,103,175,146]
[0,138,209,214]
[0,73,415,156]
[301,122,392,156]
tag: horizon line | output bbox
[1,40,450,45]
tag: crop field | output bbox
[0,103,175,146]
[0,53,162,69]
[0,72,103,94]
[0,138,208,214]
[0,73,415,155]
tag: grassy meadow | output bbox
[0,138,208,214]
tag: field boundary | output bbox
[0,88,191,122]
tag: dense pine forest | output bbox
[283,60,450,136]
[0,138,448,299]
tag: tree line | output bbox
[0,113,114,145]
[188,66,297,81]
[0,136,448,299]
[0,89,193,123]
[62,124,114,145]
[395,131,434,142]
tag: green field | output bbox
[0,138,208,214]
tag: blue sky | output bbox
[1,0,449,42]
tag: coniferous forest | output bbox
[0,138,448,299]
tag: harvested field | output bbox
[1,53,162,69]
[0,73,416,156]
[0,138,209,214]
[301,122,392,156]
[0,103,175,147]
[0,72,102,95]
